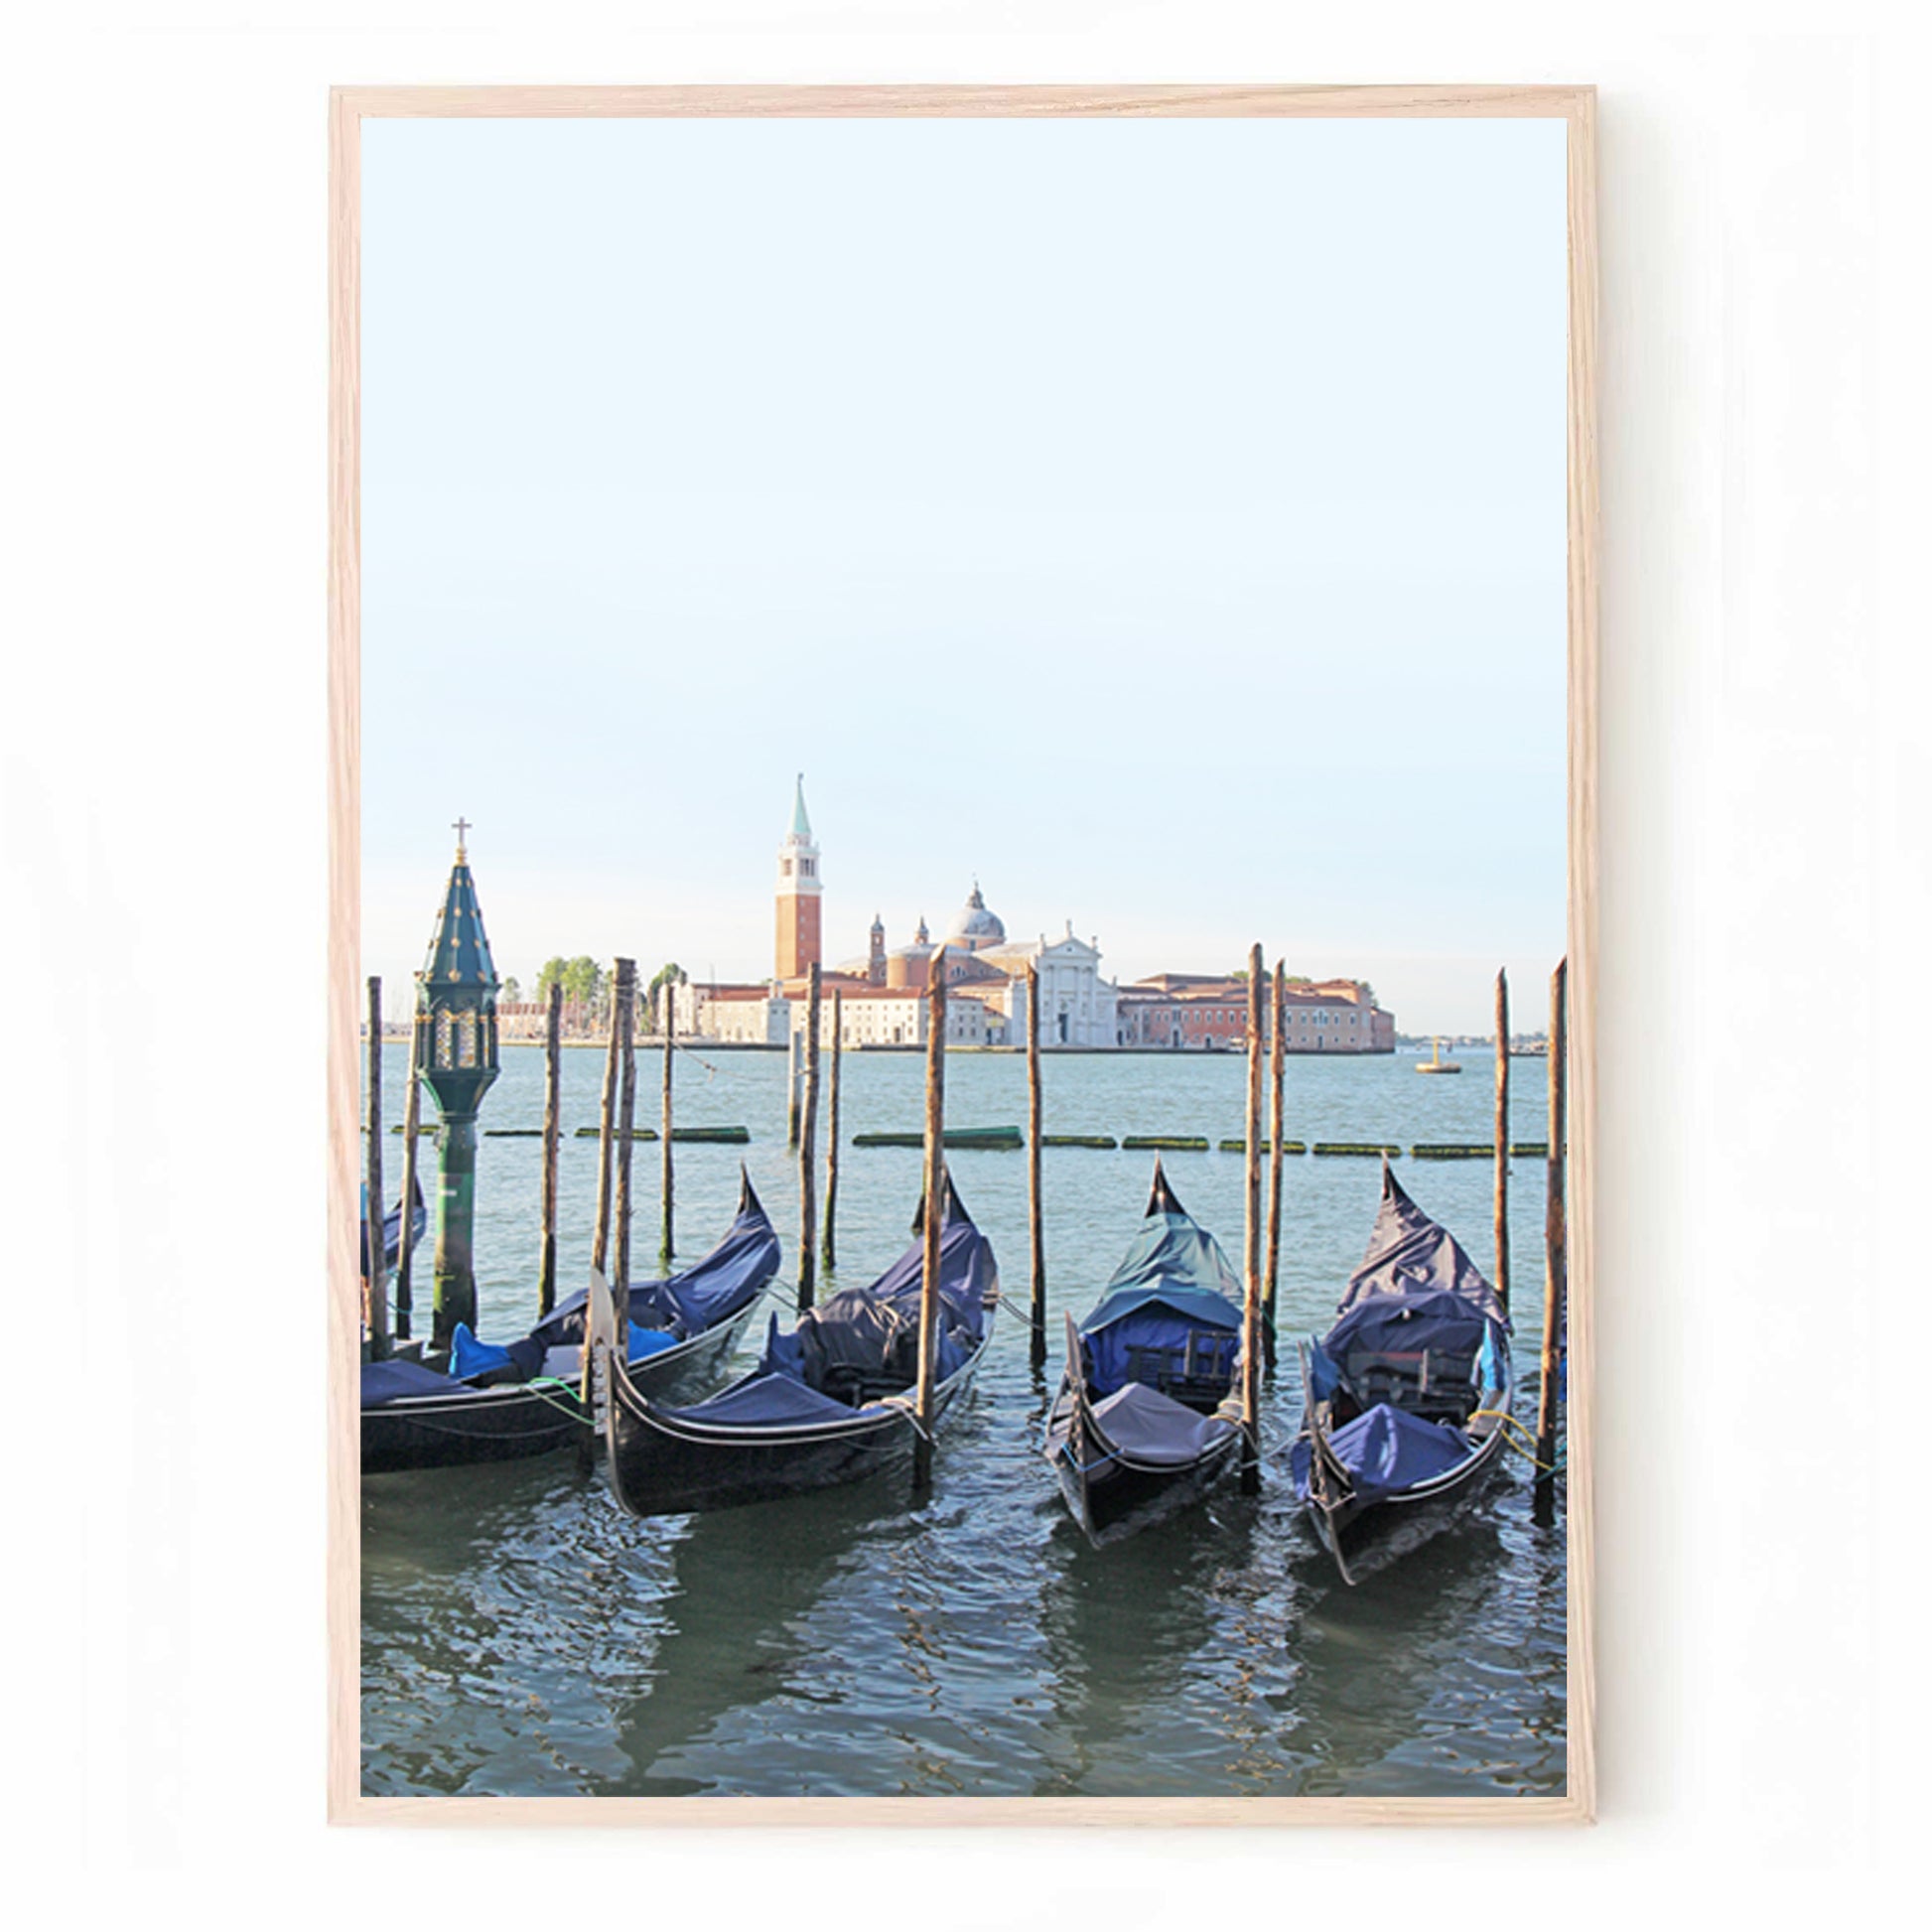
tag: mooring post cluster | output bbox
[821,989,843,1275]
[1240,943,1265,1493]
[612,959,638,1326]
[797,961,822,1310]
[913,948,947,1494]
[1027,959,1046,1370]
[364,976,389,1362]
[1535,957,1569,1517]
[1262,957,1286,1368]
[660,985,676,1265]
[537,979,563,1317]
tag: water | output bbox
[360,1043,1567,1797]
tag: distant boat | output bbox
[1416,1035,1463,1074]
[359,1172,780,1475]
[1290,1165,1513,1583]
[1044,1161,1246,1545]
[599,1175,998,1516]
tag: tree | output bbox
[535,956,569,1001]
[561,955,604,1014]
[501,975,522,1006]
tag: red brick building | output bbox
[1116,973,1394,1051]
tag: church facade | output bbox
[673,781,1119,1047]
[667,780,1390,1050]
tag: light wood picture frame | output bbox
[330,82,1596,1826]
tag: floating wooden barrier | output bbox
[1513,1142,1550,1158]
[575,1124,659,1141]
[673,1125,750,1145]
[389,1124,438,1135]
[1040,1133,1118,1150]
[853,1125,1022,1151]
[1311,1142,1401,1157]
[485,1128,543,1137]
[1411,1143,1498,1160]
[1123,1135,1210,1153]
[1218,1137,1308,1156]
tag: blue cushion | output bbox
[628,1325,678,1362]
[450,1323,516,1380]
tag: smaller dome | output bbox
[948,883,1006,949]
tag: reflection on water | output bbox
[361,1045,1567,1797]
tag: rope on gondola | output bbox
[1465,1408,1564,1474]
[875,1394,933,1443]
[368,1380,592,1441]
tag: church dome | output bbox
[948,884,1006,950]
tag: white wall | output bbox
[3,2,1921,1920]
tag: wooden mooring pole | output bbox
[1027,960,1046,1370]
[393,979,425,1342]
[660,987,676,1265]
[363,977,390,1361]
[1240,943,1264,1493]
[1494,968,1510,1314]
[612,960,637,1359]
[1262,957,1286,1369]
[797,962,822,1310]
[1535,957,1568,1516]
[537,980,563,1317]
[913,951,947,1494]
[591,964,623,1277]
[787,1024,802,1151]
[821,991,842,1275]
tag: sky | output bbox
[361,114,1568,1034]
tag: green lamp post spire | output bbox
[417,818,500,1347]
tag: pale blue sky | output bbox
[362,115,1567,1032]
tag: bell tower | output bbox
[775,773,822,980]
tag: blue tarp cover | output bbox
[1091,1382,1238,1467]
[1336,1169,1507,1330]
[1289,1402,1471,1501]
[864,1213,999,1337]
[1078,1208,1243,1396]
[664,1192,996,1432]
[449,1324,514,1380]
[525,1193,780,1351]
[671,1369,861,1429]
[360,1357,457,1407]
[1322,1287,1491,1368]
[628,1325,677,1362]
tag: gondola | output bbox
[359,1172,781,1475]
[1289,1163,1512,1583]
[359,1172,426,1277]
[600,1175,998,1517]
[1044,1162,1246,1545]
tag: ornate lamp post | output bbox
[417,818,500,1348]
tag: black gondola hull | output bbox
[361,1301,759,1475]
[606,1328,989,1517]
[1047,1387,1241,1546]
[1299,1422,1510,1582]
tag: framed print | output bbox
[330,83,1596,1824]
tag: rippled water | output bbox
[360,1042,1567,1797]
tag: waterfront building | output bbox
[416,822,501,1343]
[1116,973,1394,1051]
[669,782,1390,1052]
